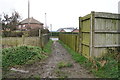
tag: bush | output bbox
[2,40,53,70]
[2,31,11,37]
[2,31,23,37]
[2,46,46,69]
[11,31,23,37]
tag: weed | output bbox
[55,69,68,78]
[32,74,41,79]
[57,61,73,69]
[43,40,53,54]
[2,40,53,70]
[59,40,119,78]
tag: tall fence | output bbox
[59,34,79,52]
[2,34,50,48]
[79,12,120,58]
[59,11,120,58]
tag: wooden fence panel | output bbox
[59,34,79,53]
[2,34,50,48]
[79,11,120,58]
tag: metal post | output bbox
[45,13,47,29]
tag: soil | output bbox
[3,40,95,78]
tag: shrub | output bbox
[10,31,23,37]
[2,46,46,69]
[2,31,23,37]
[2,31,11,37]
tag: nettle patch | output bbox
[2,46,47,69]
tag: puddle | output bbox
[50,38,58,41]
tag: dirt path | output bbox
[3,41,95,78]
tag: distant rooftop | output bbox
[57,27,77,32]
[20,17,43,25]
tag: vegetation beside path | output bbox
[2,40,53,70]
[59,40,119,78]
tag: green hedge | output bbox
[50,32,78,37]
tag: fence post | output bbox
[79,17,82,54]
[90,11,95,58]
[16,37,18,46]
[39,29,43,49]
[22,35,25,45]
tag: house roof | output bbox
[57,27,75,32]
[72,29,79,32]
[63,29,74,32]
[20,17,43,25]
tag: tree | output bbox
[2,11,21,31]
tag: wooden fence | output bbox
[79,11,120,58]
[59,11,120,58]
[59,34,79,52]
[2,34,50,48]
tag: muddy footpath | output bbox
[3,41,95,78]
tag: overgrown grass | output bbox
[58,40,92,68]
[43,40,53,54]
[57,61,73,69]
[92,52,119,78]
[2,40,53,70]
[59,40,119,78]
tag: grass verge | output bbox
[59,40,119,78]
[43,39,53,54]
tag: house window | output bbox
[19,25,21,28]
[23,25,25,27]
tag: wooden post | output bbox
[39,29,43,49]
[79,17,82,54]
[16,37,17,46]
[90,11,95,58]
[22,35,25,45]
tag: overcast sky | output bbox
[0,0,120,31]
